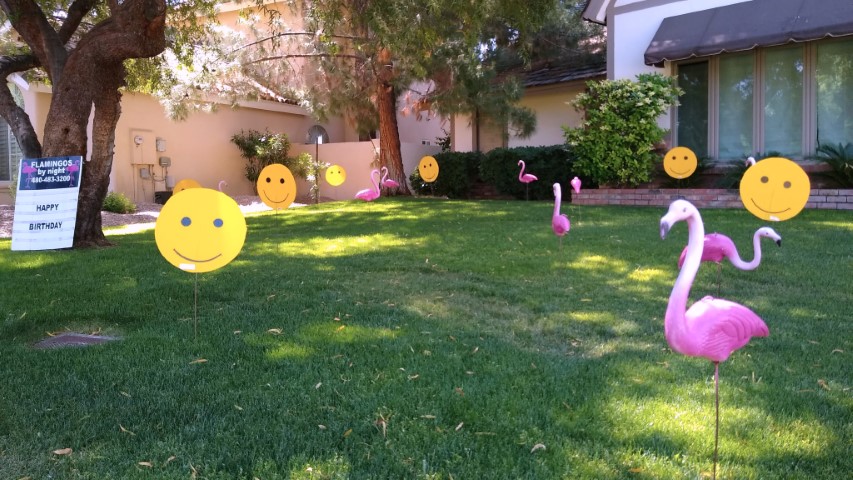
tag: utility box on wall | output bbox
[130,129,155,164]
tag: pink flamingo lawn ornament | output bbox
[218,180,228,192]
[660,200,769,480]
[677,227,782,294]
[517,160,537,200]
[745,156,756,167]
[21,161,37,187]
[355,169,381,202]
[380,166,400,189]
[66,160,80,186]
[570,176,581,195]
[551,183,570,248]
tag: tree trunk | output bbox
[375,48,410,196]
[376,82,410,195]
[72,64,125,247]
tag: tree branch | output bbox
[230,31,369,54]
[0,0,68,82]
[243,53,365,66]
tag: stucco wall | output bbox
[290,141,440,202]
[111,93,338,204]
[509,82,589,148]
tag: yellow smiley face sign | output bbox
[257,163,297,210]
[418,156,439,183]
[173,178,201,193]
[155,188,247,273]
[325,164,347,186]
[663,146,698,179]
[740,157,810,221]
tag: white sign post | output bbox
[11,156,84,251]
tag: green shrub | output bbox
[480,146,577,200]
[409,151,483,198]
[102,191,137,214]
[813,142,853,187]
[231,130,309,193]
[564,73,682,186]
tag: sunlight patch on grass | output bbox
[627,266,669,284]
[569,254,629,273]
[812,220,853,232]
[266,341,314,360]
[299,322,400,344]
[276,234,419,258]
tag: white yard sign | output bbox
[11,156,84,251]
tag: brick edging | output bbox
[572,188,853,210]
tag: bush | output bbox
[409,151,484,198]
[564,73,682,187]
[813,142,853,187]
[231,130,310,193]
[102,191,137,214]
[480,146,578,200]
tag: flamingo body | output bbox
[570,176,582,194]
[677,228,782,270]
[661,200,768,363]
[551,183,570,236]
[355,169,381,201]
[517,160,538,183]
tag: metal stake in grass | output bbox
[193,274,199,339]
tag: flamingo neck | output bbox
[518,162,525,181]
[553,187,562,217]
[370,169,380,193]
[665,211,704,344]
[381,167,389,183]
[730,229,763,270]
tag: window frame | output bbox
[672,37,852,162]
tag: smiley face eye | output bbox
[761,176,769,183]
[783,181,791,188]
[213,218,223,228]
[279,178,285,184]
[181,217,191,227]
[683,156,688,160]
[266,177,271,183]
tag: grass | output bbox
[0,198,850,479]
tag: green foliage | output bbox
[564,73,682,186]
[231,130,309,191]
[304,152,329,204]
[813,142,853,187]
[101,191,137,214]
[409,151,484,198]
[480,146,577,200]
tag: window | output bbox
[0,122,23,182]
[674,38,853,161]
[718,54,753,159]
[676,62,708,155]
[816,39,853,146]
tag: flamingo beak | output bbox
[775,239,782,247]
[660,221,671,240]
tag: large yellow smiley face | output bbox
[663,146,698,179]
[155,188,247,273]
[325,164,347,186]
[418,156,439,183]
[740,157,810,221]
[257,163,297,210]
[173,178,201,193]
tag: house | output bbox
[0,1,441,206]
[582,0,853,163]
[452,63,606,153]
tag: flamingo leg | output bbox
[716,263,722,296]
[713,361,720,480]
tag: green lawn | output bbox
[0,198,850,479]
